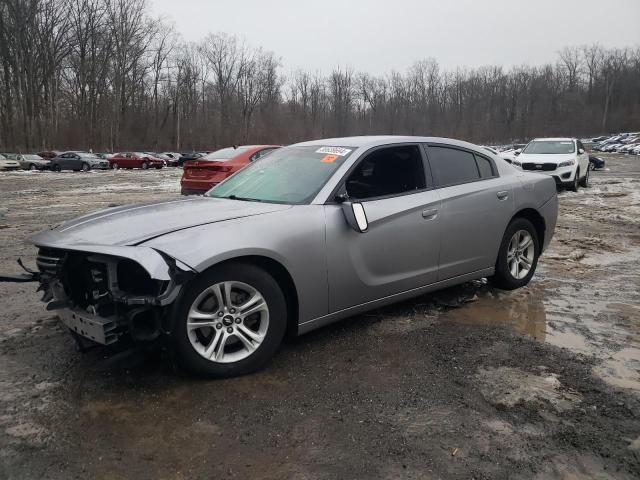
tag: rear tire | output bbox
[173,262,287,378]
[490,217,540,290]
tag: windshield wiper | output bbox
[225,195,264,202]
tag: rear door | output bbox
[425,144,514,280]
[325,143,441,312]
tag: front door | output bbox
[325,144,441,312]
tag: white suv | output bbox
[513,138,590,191]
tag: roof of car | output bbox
[292,135,485,150]
[531,137,575,142]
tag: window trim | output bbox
[424,143,499,189]
[325,142,432,204]
[473,152,497,179]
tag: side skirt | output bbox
[297,267,494,335]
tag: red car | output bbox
[181,145,280,195]
[109,152,165,170]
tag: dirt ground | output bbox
[0,155,639,479]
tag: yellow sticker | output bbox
[321,154,339,163]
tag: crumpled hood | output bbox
[517,153,575,164]
[31,197,291,247]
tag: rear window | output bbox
[203,147,250,161]
[428,146,480,187]
[475,155,495,178]
[523,141,575,155]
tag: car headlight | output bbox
[558,159,575,167]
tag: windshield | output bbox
[24,155,43,160]
[203,147,249,161]
[208,145,354,204]
[523,141,575,155]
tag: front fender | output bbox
[140,206,329,324]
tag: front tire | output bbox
[29,164,37,171]
[173,262,287,378]
[579,165,589,187]
[141,161,149,170]
[81,162,90,172]
[111,162,118,170]
[490,218,540,290]
[568,169,579,192]
[53,164,62,172]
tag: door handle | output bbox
[422,208,438,220]
[497,191,509,201]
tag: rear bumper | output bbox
[180,179,219,195]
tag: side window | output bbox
[345,145,426,200]
[427,146,480,187]
[474,154,496,178]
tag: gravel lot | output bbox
[1,155,639,479]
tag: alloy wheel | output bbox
[186,281,269,363]
[507,230,535,280]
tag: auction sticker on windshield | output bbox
[315,147,352,156]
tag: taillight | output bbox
[211,166,232,172]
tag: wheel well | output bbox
[213,256,299,338]
[512,208,546,251]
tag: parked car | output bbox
[108,152,165,169]
[2,153,50,170]
[0,154,21,171]
[499,148,522,164]
[50,151,110,172]
[619,142,640,153]
[588,155,605,170]
[158,152,182,166]
[513,138,590,191]
[181,145,280,195]
[4,136,558,377]
[482,146,499,155]
[177,152,207,166]
[36,150,62,160]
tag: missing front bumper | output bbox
[59,308,119,345]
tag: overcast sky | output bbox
[150,0,640,74]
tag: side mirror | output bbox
[578,148,585,154]
[341,201,368,233]
[514,151,521,156]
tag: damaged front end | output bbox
[5,244,193,349]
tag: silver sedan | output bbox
[11,136,558,377]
